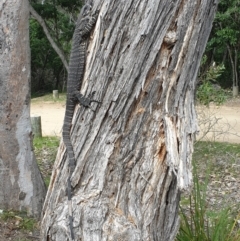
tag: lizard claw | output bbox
[76,91,101,111]
[87,91,96,100]
[88,91,101,104]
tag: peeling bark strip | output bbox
[41,0,219,240]
[0,0,46,217]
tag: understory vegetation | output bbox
[1,0,239,239]
[31,137,240,240]
[176,142,240,241]
[0,209,39,240]
[33,136,60,186]
[1,130,240,240]
[197,61,229,106]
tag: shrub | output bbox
[197,63,227,106]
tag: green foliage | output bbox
[203,63,225,82]
[197,63,227,105]
[29,1,83,93]
[194,141,240,158]
[0,210,37,232]
[33,136,60,186]
[28,0,240,91]
[33,136,60,149]
[177,141,240,241]
[31,0,83,16]
[30,17,66,92]
[204,0,240,88]
[176,163,240,241]
[30,19,61,69]
[197,82,227,106]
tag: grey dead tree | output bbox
[41,0,219,240]
[0,0,46,218]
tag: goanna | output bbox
[62,4,99,241]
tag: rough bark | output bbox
[41,0,219,240]
[0,0,46,218]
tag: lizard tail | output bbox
[63,99,76,173]
[62,99,76,240]
[67,177,74,240]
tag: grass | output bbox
[0,137,60,240]
[31,136,240,241]
[31,137,240,240]
[33,136,60,186]
[2,136,240,239]
[33,136,60,150]
[176,141,240,241]
[0,210,37,232]
[194,141,240,159]
[179,170,229,240]
[177,173,240,241]
[193,141,240,179]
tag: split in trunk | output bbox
[41,0,219,240]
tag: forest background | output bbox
[30,0,240,99]
[1,0,240,240]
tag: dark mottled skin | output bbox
[62,4,99,240]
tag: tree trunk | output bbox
[234,47,238,87]
[227,44,236,86]
[0,0,46,218]
[41,0,219,240]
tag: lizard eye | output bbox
[82,4,92,16]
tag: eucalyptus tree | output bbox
[0,0,46,218]
[41,0,219,240]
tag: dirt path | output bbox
[31,101,65,137]
[30,101,240,143]
[197,104,240,143]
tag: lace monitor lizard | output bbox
[62,4,99,240]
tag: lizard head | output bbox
[82,4,93,17]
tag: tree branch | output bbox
[29,4,69,72]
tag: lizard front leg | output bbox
[73,91,101,111]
